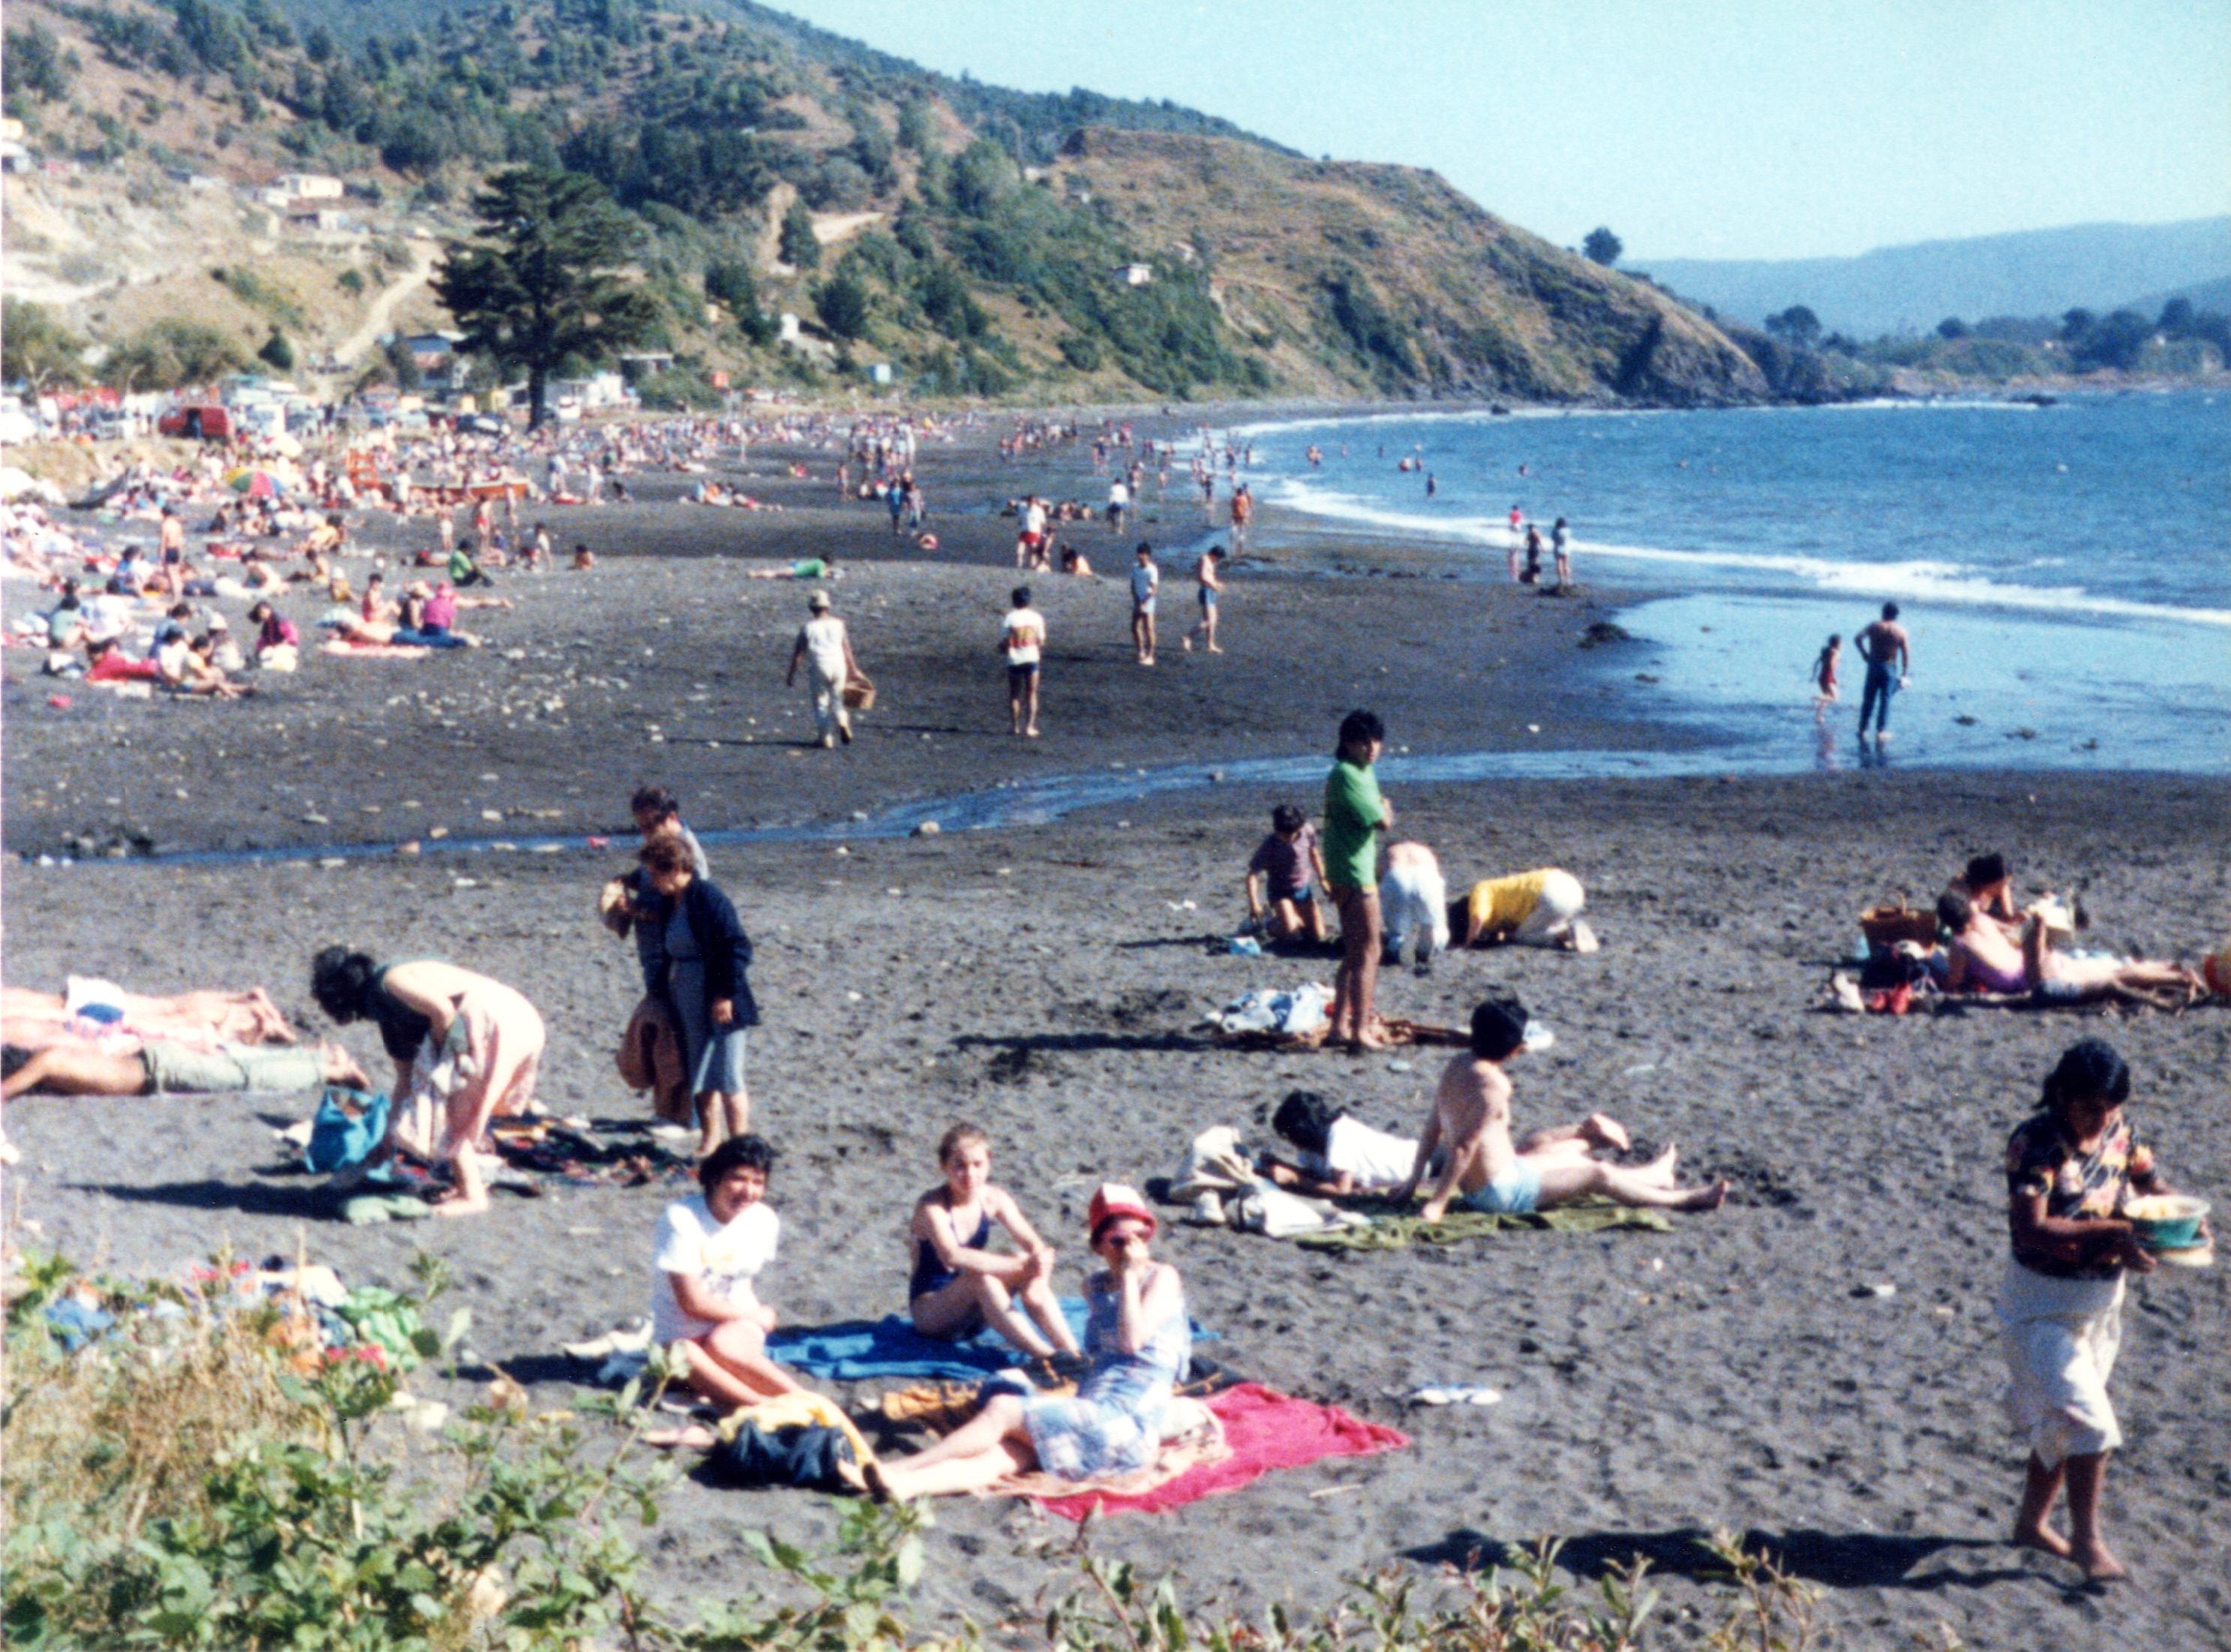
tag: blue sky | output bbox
[782,0,2231,261]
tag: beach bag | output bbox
[1857,899,1937,951]
[841,670,876,711]
[705,1422,855,1491]
[307,1086,392,1175]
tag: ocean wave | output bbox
[1221,398,2045,443]
[1263,479,2231,629]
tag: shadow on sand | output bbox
[1406,1526,2053,1593]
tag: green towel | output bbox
[341,1192,434,1225]
[1296,1198,1671,1253]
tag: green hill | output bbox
[2,0,1764,404]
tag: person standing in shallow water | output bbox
[1855,602,1910,743]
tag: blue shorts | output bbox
[1461,1160,1542,1216]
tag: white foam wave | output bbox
[1221,397,2044,443]
[1263,479,2231,629]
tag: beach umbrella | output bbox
[266,433,305,458]
[224,467,286,499]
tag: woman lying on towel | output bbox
[1940,893,2204,1008]
[856,1184,1188,1502]
[1,982,295,1047]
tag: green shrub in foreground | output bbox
[4,1251,1863,1650]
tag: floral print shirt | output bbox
[2005,1110,2159,1278]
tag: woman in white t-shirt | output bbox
[650,1134,803,1407]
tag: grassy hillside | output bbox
[3,0,1764,405]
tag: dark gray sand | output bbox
[5,428,2227,1648]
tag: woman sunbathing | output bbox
[909,1125,1082,1362]
[1939,893,2202,1008]
[3,1038,363,1100]
[856,1185,1187,1502]
[1,983,295,1046]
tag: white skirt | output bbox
[1995,1257,2125,1469]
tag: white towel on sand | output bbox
[1995,1258,2124,1469]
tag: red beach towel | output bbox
[1037,1383,1408,1520]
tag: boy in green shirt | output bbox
[1323,710,1393,1049]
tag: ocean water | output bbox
[1234,392,2230,772]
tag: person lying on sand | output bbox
[1,983,294,1047]
[1938,892,2201,1008]
[746,558,842,582]
[852,1185,1188,1502]
[310,950,545,1216]
[2,1038,364,1101]
[1395,992,1728,1223]
[646,1134,806,1410]
[1245,805,1329,944]
[1260,1089,1427,1197]
[1446,868,1599,953]
[908,1124,1081,1362]
[1998,1039,2208,1583]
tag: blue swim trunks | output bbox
[1460,1160,1543,1216]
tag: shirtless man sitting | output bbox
[1394,991,1729,1223]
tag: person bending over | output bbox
[650,1134,805,1409]
[1395,992,1728,1223]
[859,1185,1187,1501]
[1448,867,1597,953]
[1245,804,1329,944]
[310,950,546,1216]
[908,1124,1081,1361]
[4,1038,362,1101]
[1380,840,1450,968]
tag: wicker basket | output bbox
[1858,899,1938,950]
[841,672,876,711]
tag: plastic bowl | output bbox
[2125,1194,2208,1251]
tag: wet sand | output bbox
[5,421,2227,1647]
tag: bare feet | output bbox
[2012,1522,2074,1560]
[431,1190,491,1218]
[2070,1538,2127,1583]
[1680,1179,1731,1212]
[1641,1144,1680,1185]
[833,1456,870,1496]
[863,1460,899,1503]
[644,1424,717,1451]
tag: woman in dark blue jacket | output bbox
[638,834,759,1153]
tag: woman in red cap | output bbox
[859,1182,1188,1501]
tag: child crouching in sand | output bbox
[909,1125,1081,1362]
[1997,1039,2205,1582]
[650,1134,804,1409]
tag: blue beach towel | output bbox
[767,1298,1213,1383]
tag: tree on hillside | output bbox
[2157,297,2195,335]
[2,21,77,110]
[1764,305,1822,349]
[779,199,821,270]
[896,96,935,155]
[434,168,656,428]
[258,329,296,371]
[1582,227,1623,266]
[815,272,870,341]
[2058,308,2094,341]
[1,299,86,388]
[108,320,248,392]
[1935,316,1968,340]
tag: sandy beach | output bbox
[5,419,2226,1648]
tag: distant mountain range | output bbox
[1636,218,2231,336]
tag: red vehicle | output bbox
[157,404,233,440]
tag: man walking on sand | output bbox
[785,590,858,749]
[1324,710,1393,1050]
[998,584,1046,738]
[1395,991,1730,1221]
[1129,543,1160,665]
[1855,601,1911,744]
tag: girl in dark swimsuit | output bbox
[908,1124,1080,1360]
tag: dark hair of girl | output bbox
[309,947,377,1023]
[2042,1040,2130,1115]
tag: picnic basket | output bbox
[841,671,876,711]
[1858,898,1938,950]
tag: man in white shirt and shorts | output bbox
[998,584,1046,738]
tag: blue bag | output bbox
[306,1086,391,1175]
